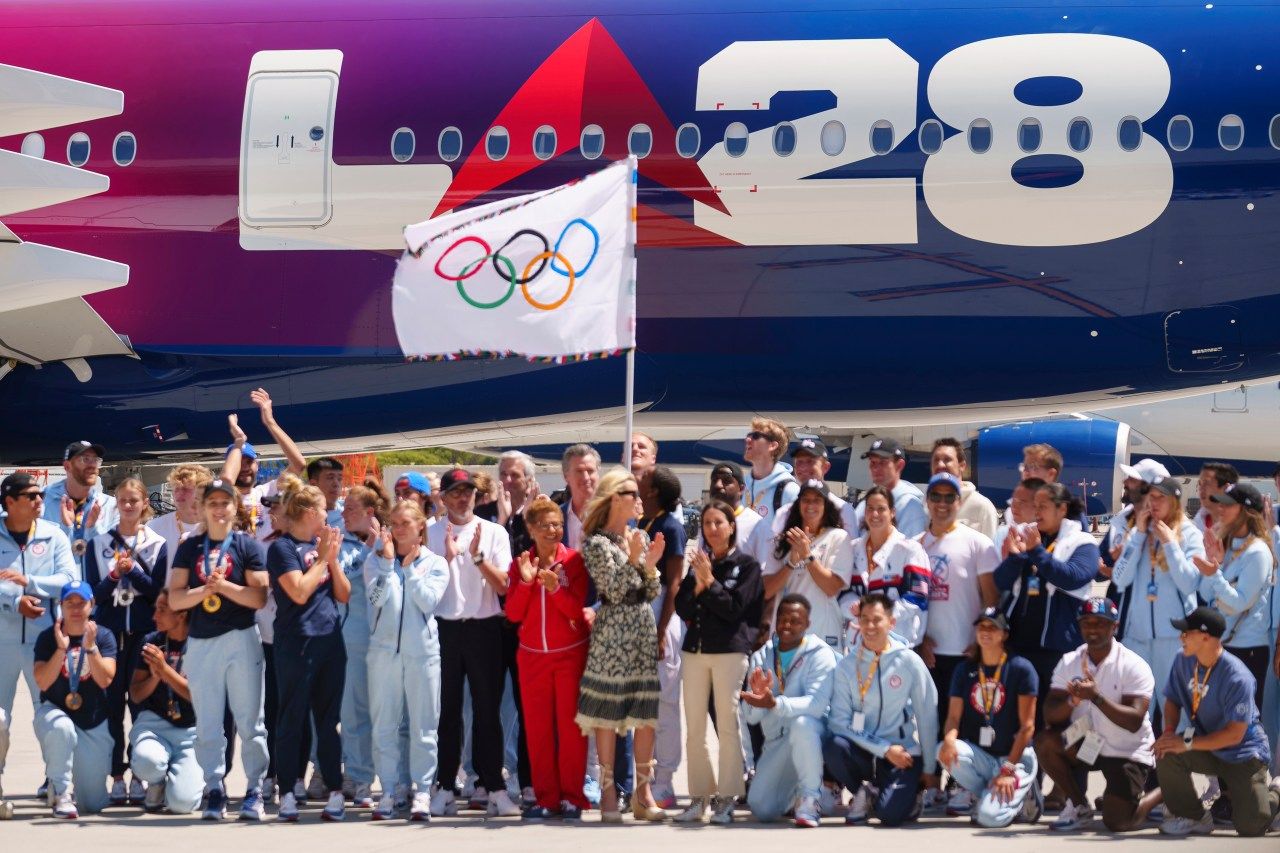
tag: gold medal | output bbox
[72,539,88,557]
[167,699,182,722]
[65,691,83,711]
[202,594,222,613]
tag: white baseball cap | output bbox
[1119,458,1170,484]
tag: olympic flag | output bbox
[393,158,637,360]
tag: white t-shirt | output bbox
[565,502,586,552]
[147,511,203,576]
[427,516,513,620]
[919,524,999,656]
[1051,641,1156,765]
[762,527,855,647]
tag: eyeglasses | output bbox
[13,491,43,501]
[616,489,639,499]
[927,493,959,504]
[745,431,770,442]
[1018,462,1051,475]
[532,521,564,531]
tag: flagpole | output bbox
[622,156,638,469]
[622,347,635,467]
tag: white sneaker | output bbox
[278,792,300,822]
[845,785,869,824]
[144,780,166,812]
[411,791,432,822]
[1159,813,1214,836]
[54,789,78,819]
[430,785,458,816]
[521,785,536,806]
[1051,799,1094,832]
[946,787,974,816]
[322,790,346,822]
[794,795,820,828]
[488,788,521,817]
[306,773,326,802]
[109,777,127,805]
[675,797,707,823]
[709,795,735,825]
[818,784,841,815]
[468,785,489,811]
[128,776,146,804]
[292,779,307,803]
[352,782,373,808]
[372,793,396,821]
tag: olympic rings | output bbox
[520,252,574,311]
[431,219,600,311]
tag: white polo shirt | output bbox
[1051,641,1156,765]
[428,516,513,621]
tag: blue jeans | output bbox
[823,735,922,826]
[942,741,1038,827]
[35,704,111,812]
[747,714,825,821]
[130,710,203,814]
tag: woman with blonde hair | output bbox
[1112,476,1205,703]
[84,477,168,804]
[574,468,668,822]
[266,475,350,822]
[364,499,450,821]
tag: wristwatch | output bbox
[84,645,99,655]
[1182,728,1195,749]
[806,554,818,564]
[474,552,487,565]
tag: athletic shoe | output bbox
[0,797,12,820]
[560,800,583,820]
[488,788,521,817]
[1147,804,1164,823]
[460,776,476,800]
[521,786,537,807]
[322,791,346,822]
[352,782,374,808]
[1020,780,1043,825]
[922,786,948,815]
[128,776,146,805]
[709,796,735,825]
[36,779,48,800]
[675,797,707,823]
[394,783,411,811]
[373,793,395,821]
[468,785,489,811]
[1159,813,1214,836]
[582,775,601,806]
[906,790,924,822]
[522,804,559,820]
[54,789,78,819]
[845,785,869,824]
[144,781,166,813]
[410,792,432,822]
[946,788,974,817]
[278,792,300,822]
[651,784,677,809]
[817,784,840,815]
[1210,794,1233,826]
[430,785,458,816]
[292,779,307,803]
[262,777,277,804]
[306,773,326,802]
[794,795,820,828]
[240,788,265,822]
[109,778,127,805]
[202,788,227,821]
[1050,799,1092,832]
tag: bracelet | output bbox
[999,761,1017,777]
[84,645,99,655]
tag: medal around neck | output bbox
[72,539,88,557]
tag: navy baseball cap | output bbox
[710,461,744,485]
[1148,476,1182,500]
[1171,606,1226,638]
[861,438,906,460]
[203,479,238,500]
[63,440,105,462]
[439,469,477,492]
[1210,482,1264,512]
[973,606,1010,631]
[1079,597,1120,622]
[395,471,432,495]
[792,438,828,459]
[926,472,962,494]
[796,478,830,498]
[1,473,40,500]
[226,442,258,461]
[60,580,94,602]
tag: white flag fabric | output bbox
[393,159,636,360]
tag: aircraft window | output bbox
[869,120,894,155]
[1018,118,1041,153]
[772,122,796,157]
[391,127,415,163]
[628,124,653,159]
[820,120,846,156]
[20,132,44,159]
[724,122,749,157]
[1167,115,1193,151]
[485,126,509,161]
[675,123,700,158]
[968,119,992,153]
[918,119,943,155]
[112,132,136,166]
[67,131,90,167]
[438,126,463,162]
[533,125,557,160]
[1218,114,1244,151]
[1117,116,1142,152]
[1068,118,1092,152]
[580,124,604,160]
[1271,115,1280,149]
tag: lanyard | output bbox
[855,645,882,707]
[1190,660,1215,721]
[978,654,1007,722]
[865,537,880,575]
[198,535,227,583]
[642,512,666,535]
[772,644,806,692]
[66,642,84,696]
[1147,536,1169,572]
[73,499,88,543]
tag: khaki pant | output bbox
[1157,750,1279,837]
[681,651,748,798]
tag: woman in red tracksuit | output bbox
[505,496,591,819]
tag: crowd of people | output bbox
[0,395,1278,837]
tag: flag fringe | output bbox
[405,348,627,364]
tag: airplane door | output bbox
[239,71,336,226]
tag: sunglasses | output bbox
[13,491,44,501]
[927,492,959,504]
[745,431,770,442]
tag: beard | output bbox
[235,470,256,489]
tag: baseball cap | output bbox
[64,440,105,462]
[796,478,830,498]
[395,471,433,495]
[1170,606,1226,638]
[1078,597,1120,622]
[861,438,906,461]
[60,580,94,602]
[1148,476,1182,500]
[926,472,962,494]
[709,461,744,486]
[439,469,478,492]
[973,606,1010,631]
[1209,482,1264,512]
[1,473,40,500]
[203,479,238,500]
[1119,458,1170,484]
[226,442,258,461]
[792,438,828,459]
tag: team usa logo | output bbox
[969,676,1008,715]
[888,674,903,690]
[31,542,46,556]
